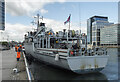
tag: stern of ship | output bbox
[67,55,109,74]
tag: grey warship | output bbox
[24,14,109,74]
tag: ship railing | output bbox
[69,48,107,57]
[69,49,79,56]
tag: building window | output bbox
[97,37,100,41]
[97,32,100,36]
[93,42,96,46]
[97,42,100,46]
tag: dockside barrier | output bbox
[23,52,33,82]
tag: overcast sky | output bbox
[0,0,119,42]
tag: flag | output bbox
[64,14,71,25]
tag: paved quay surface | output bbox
[1,48,28,81]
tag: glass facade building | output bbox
[87,19,92,44]
[87,16,113,46]
[100,24,120,46]
[0,0,5,30]
[92,21,113,46]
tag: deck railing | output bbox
[69,48,107,57]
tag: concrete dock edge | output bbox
[23,52,34,81]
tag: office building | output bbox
[100,24,120,46]
[87,16,113,46]
[0,0,5,30]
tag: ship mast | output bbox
[32,13,43,31]
[32,14,44,38]
[37,14,40,31]
[79,3,81,48]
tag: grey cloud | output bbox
[5,0,56,16]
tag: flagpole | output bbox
[67,29,68,42]
[69,18,70,32]
[67,14,71,45]
[69,14,71,34]
[64,14,71,46]
[67,21,70,43]
[67,25,68,43]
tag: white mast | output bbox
[37,14,40,31]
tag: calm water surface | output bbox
[27,48,119,80]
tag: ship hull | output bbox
[24,43,108,74]
[67,56,108,74]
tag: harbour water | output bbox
[27,48,119,80]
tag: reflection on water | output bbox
[27,48,119,80]
[118,48,120,57]
[101,48,118,80]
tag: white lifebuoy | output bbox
[55,54,59,61]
